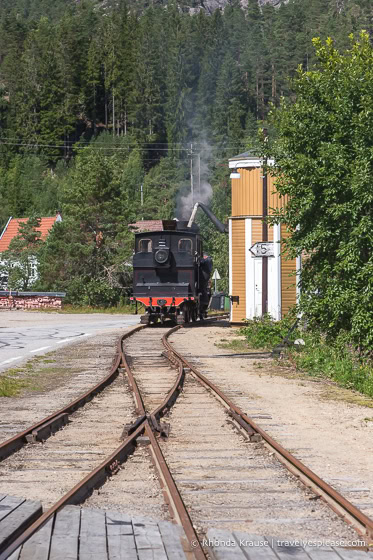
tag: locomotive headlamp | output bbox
[154,248,169,264]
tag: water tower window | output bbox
[178,238,192,254]
[138,238,152,253]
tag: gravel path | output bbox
[159,375,360,541]
[169,323,373,523]
[0,374,135,508]
[0,327,137,444]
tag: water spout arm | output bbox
[187,202,228,234]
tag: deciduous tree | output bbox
[268,32,373,351]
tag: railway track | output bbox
[0,317,372,559]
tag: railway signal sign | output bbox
[249,242,274,258]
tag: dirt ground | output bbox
[170,322,373,523]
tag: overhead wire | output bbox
[0,141,248,151]
[0,138,248,151]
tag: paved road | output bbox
[0,311,140,372]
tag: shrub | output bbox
[239,313,299,349]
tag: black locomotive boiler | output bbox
[131,219,212,324]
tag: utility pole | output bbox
[262,129,268,316]
[140,183,144,207]
[190,143,194,205]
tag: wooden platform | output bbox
[207,529,373,560]
[0,495,42,556]
[2,496,373,560]
[6,505,190,560]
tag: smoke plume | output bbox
[177,140,214,219]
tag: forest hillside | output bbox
[0,0,371,305]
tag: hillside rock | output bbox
[259,0,283,5]
[188,0,284,13]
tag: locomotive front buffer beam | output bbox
[132,296,199,325]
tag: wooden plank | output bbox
[0,496,25,523]
[0,500,42,554]
[7,548,21,560]
[53,506,80,536]
[49,506,80,560]
[106,512,134,536]
[232,533,278,560]
[158,521,187,560]
[106,512,137,560]
[18,517,54,560]
[306,549,344,560]
[267,537,310,560]
[334,549,373,559]
[133,520,168,560]
[107,536,137,560]
[80,508,108,560]
[80,508,107,536]
[206,529,247,560]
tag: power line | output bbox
[0,138,248,149]
[0,141,247,152]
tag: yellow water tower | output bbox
[228,152,299,324]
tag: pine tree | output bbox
[195,9,226,136]
[212,53,247,150]
[164,6,194,147]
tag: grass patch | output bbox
[287,333,373,400]
[0,376,28,397]
[31,303,143,314]
[5,368,26,377]
[217,338,251,352]
[239,315,373,402]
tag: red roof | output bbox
[0,216,59,252]
[128,220,164,232]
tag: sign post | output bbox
[212,269,221,293]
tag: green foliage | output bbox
[268,32,373,351]
[71,279,119,308]
[37,134,146,305]
[240,313,298,349]
[288,331,373,399]
[0,155,62,224]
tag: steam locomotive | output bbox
[131,219,213,324]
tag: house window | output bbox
[138,239,152,253]
[178,238,192,254]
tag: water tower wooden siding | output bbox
[228,154,298,324]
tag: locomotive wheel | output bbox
[176,313,185,325]
[140,314,150,325]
